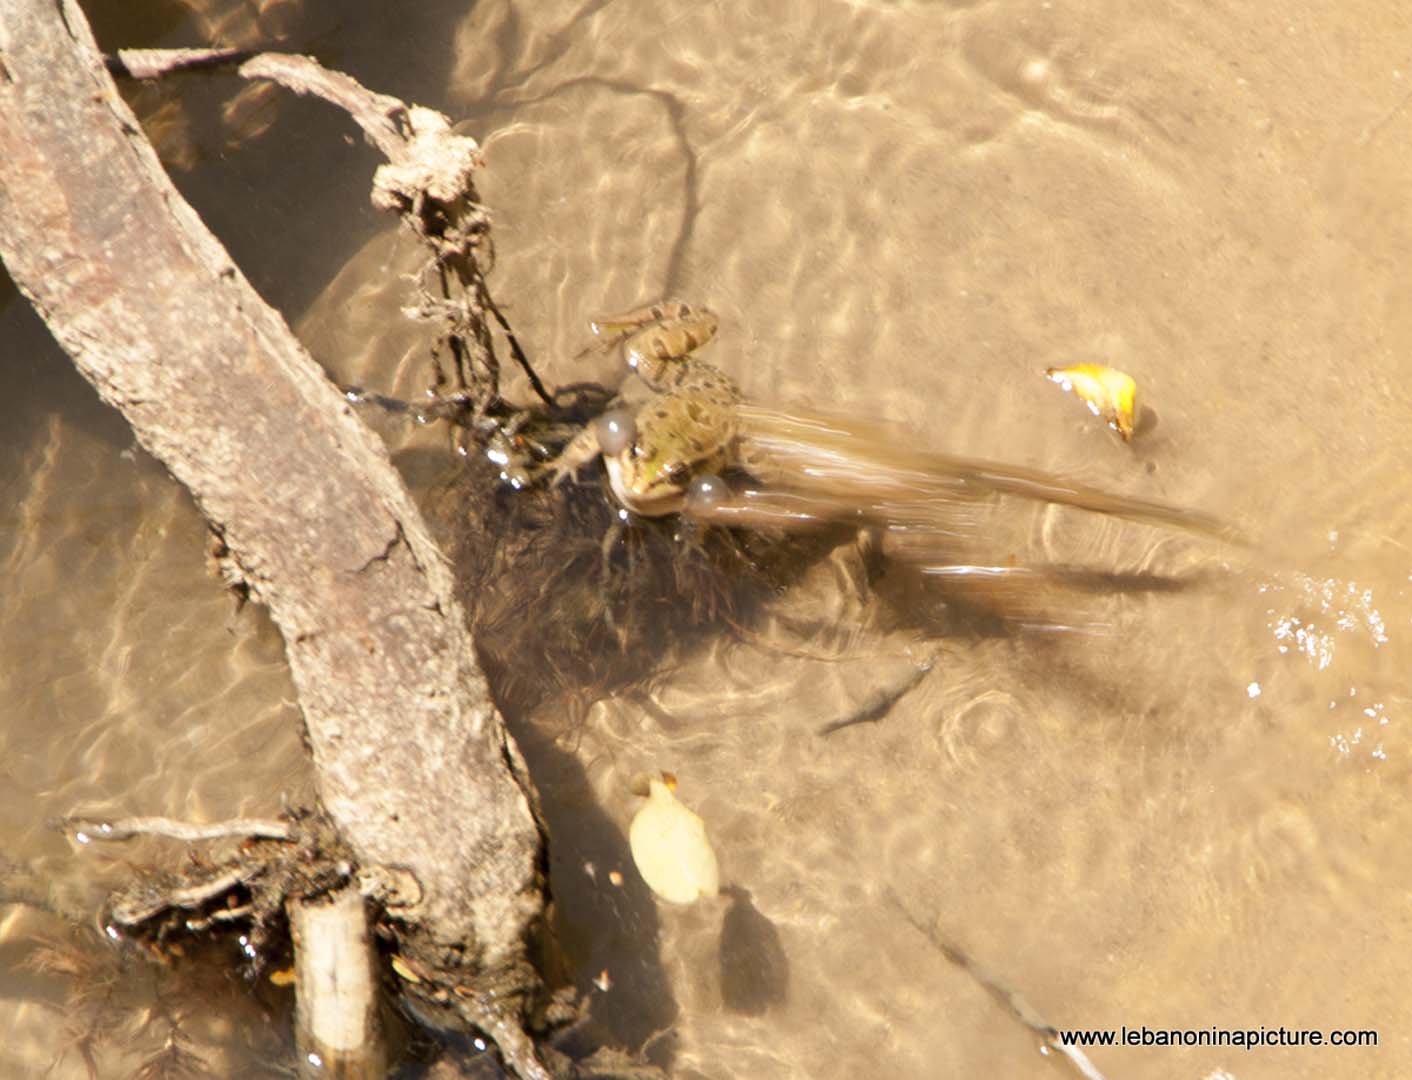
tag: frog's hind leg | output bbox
[589,298,699,338]
[591,300,720,388]
[571,299,703,369]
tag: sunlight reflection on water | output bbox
[5,0,1412,1076]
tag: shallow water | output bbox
[5,0,1412,1077]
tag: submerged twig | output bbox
[52,815,294,844]
[107,868,250,930]
[479,274,555,407]
[0,855,90,923]
[130,1029,210,1080]
[888,890,1109,1080]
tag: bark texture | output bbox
[0,0,544,1036]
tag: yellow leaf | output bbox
[390,954,422,983]
[628,778,720,905]
[1046,363,1138,441]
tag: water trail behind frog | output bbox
[689,401,1242,632]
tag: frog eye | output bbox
[595,409,636,455]
[660,460,691,486]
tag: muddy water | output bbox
[4,0,1412,1077]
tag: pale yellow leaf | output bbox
[628,778,720,905]
[1046,363,1138,441]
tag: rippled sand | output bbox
[5,0,1412,1076]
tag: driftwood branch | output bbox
[0,3,550,1076]
[111,47,414,160]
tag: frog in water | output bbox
[546,300,740,516]
[543,301,1239,547]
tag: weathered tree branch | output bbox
[0,2,550,1076]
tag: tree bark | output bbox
[0,1,548,1073]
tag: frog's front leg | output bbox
[543,409,636,488]
[543,424,602,489]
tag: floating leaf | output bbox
[628,776,720,905]
[1045,363,1138,441]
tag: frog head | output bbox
[598,392,733,516]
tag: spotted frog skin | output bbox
[547,300,740,516]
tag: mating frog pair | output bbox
[546,300,742,516]
[545,300,1238,548]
